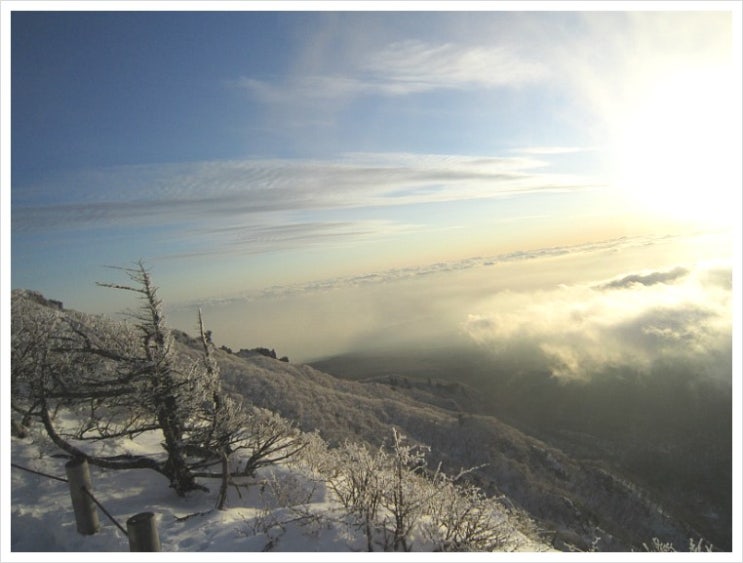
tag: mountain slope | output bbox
[178,338,697,550]
[10,290,699,552]
[311,347,732,550]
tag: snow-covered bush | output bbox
[422,473,517,551]
[642,536,714,552]
[324,437,387,550]
[316,428,524,551]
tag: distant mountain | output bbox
[11,289,706,551]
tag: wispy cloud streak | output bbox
[158,220,423,260]
[239,40,546,104]
[179,233,673,308]
[512,146,597,155]
[12,152,601,236]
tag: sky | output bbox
[3,1,741,365]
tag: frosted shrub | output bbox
[642,536,714,552]
[292,430,331,478]
[423,477,514,551]
[326,439,387,551]
[324,428,521,552]
[378,428,432,552]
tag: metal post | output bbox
[64,458,100,535]
[127,512,161,551]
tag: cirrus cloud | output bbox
[239,39,547,104]
[12,151,601,254]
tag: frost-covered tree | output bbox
[10,262,305,498]
[10,291,67,429]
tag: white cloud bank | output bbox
[159,228,733,365]
[463,261,732,382]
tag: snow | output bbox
[6,425,549,561]
[9,430,342,556]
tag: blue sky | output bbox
[4,3,741,360]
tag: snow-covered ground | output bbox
[7,423,549,560]
[9,429,357,555]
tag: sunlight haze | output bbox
[5,3,740,363]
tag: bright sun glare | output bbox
[611,65,735,227]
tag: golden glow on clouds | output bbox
[463,257,732,381]
[610,65,735,226]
